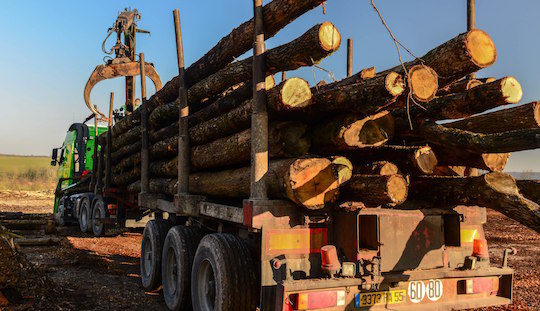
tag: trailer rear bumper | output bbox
[277,267,512,310]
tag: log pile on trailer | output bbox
[96,0,540,236]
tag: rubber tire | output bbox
[92,198,107,237]
[140,219,169,291]
[162,226,203,311]
[191,234,259,311]
[78,197,91,233]
[55,202,66,227]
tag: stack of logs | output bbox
[100,0,540,232]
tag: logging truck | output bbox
[47,1,540,310]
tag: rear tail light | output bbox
[472,238,489,259]
[107,204,117,215]
[459,277,499,295]
[287,290,346,310]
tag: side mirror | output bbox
[51,148,58,166]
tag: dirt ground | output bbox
[0,191,538,310]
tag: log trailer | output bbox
[49,1,540,310]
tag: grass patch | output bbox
[0,154,56,192]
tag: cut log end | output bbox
[344,111,394,147]
[408,65,438,102]
[285,157,352,210]
[482,153,510,171]
[361,67,376,79]
[331,156,353,185]
[318,22,341,52]
[485,172,519,196]
[387,174,409,204]
[415,146,438,174]
[501,76,523,104]
[265,75,276,89]
[466,29,497,68]
[535,102,540,126]
[279,77,312,109]
[385,72,406,96]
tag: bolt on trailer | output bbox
[51,8,162,236]
[130,1,526,310]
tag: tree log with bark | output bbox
[393,77,523,133]
[517,180,540,205]
[446,101,540,134]
[150,122,310,173]
[148,76,275,131]
[433,146,509,171]
[437,78,483,96]
[189,77,312,145]
[355,161,399,175]
[342,174,408,206]
[311,111,394,151]
[337,145,438,175]
[416,122,540,153]
[409,172,540,233]
[381,29,497,87]
[187,22,341,105]
[131,157,352,210]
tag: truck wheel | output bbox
[78,197,91,233]
[191,234,258,311]
[140,219,169,291]
[92,198,107,237]
[162,226,203,311]
[55,203,66,227]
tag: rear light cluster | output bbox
[107,204,117,215]
[286,290,346,310]
[458,277,499,295]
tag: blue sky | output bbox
[0,1,538,171]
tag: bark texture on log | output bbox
[148,76,275,131]
[184,0,326,85]
[302,72,405,121]
[112,125,140,150]
[355,161,399,176]
[393,77,523,132]
[338,145,438,175]
[517,180,540,205]
[409,172,540,233]
[311,111,394,151]
[437,78,483,96]
[187,22,340,105]
[446,101,540,134]
[417,122,540,153]
[131,157,352,210]
[381,29,497,87]
[189,77,312,145]
[150,122,310,173]
[432,166,478,177]
[111,140,140,162]
[433,146,509,171]
[342,174,408,206]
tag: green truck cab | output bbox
[51,123,108,232]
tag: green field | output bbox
[0,154,56,191]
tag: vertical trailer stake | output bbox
[105,92,114,190]
[139,53,150,196]
[250,0,269,200]
[173,9,190,196]
[467,0,476,79]
[347,38,353,77]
